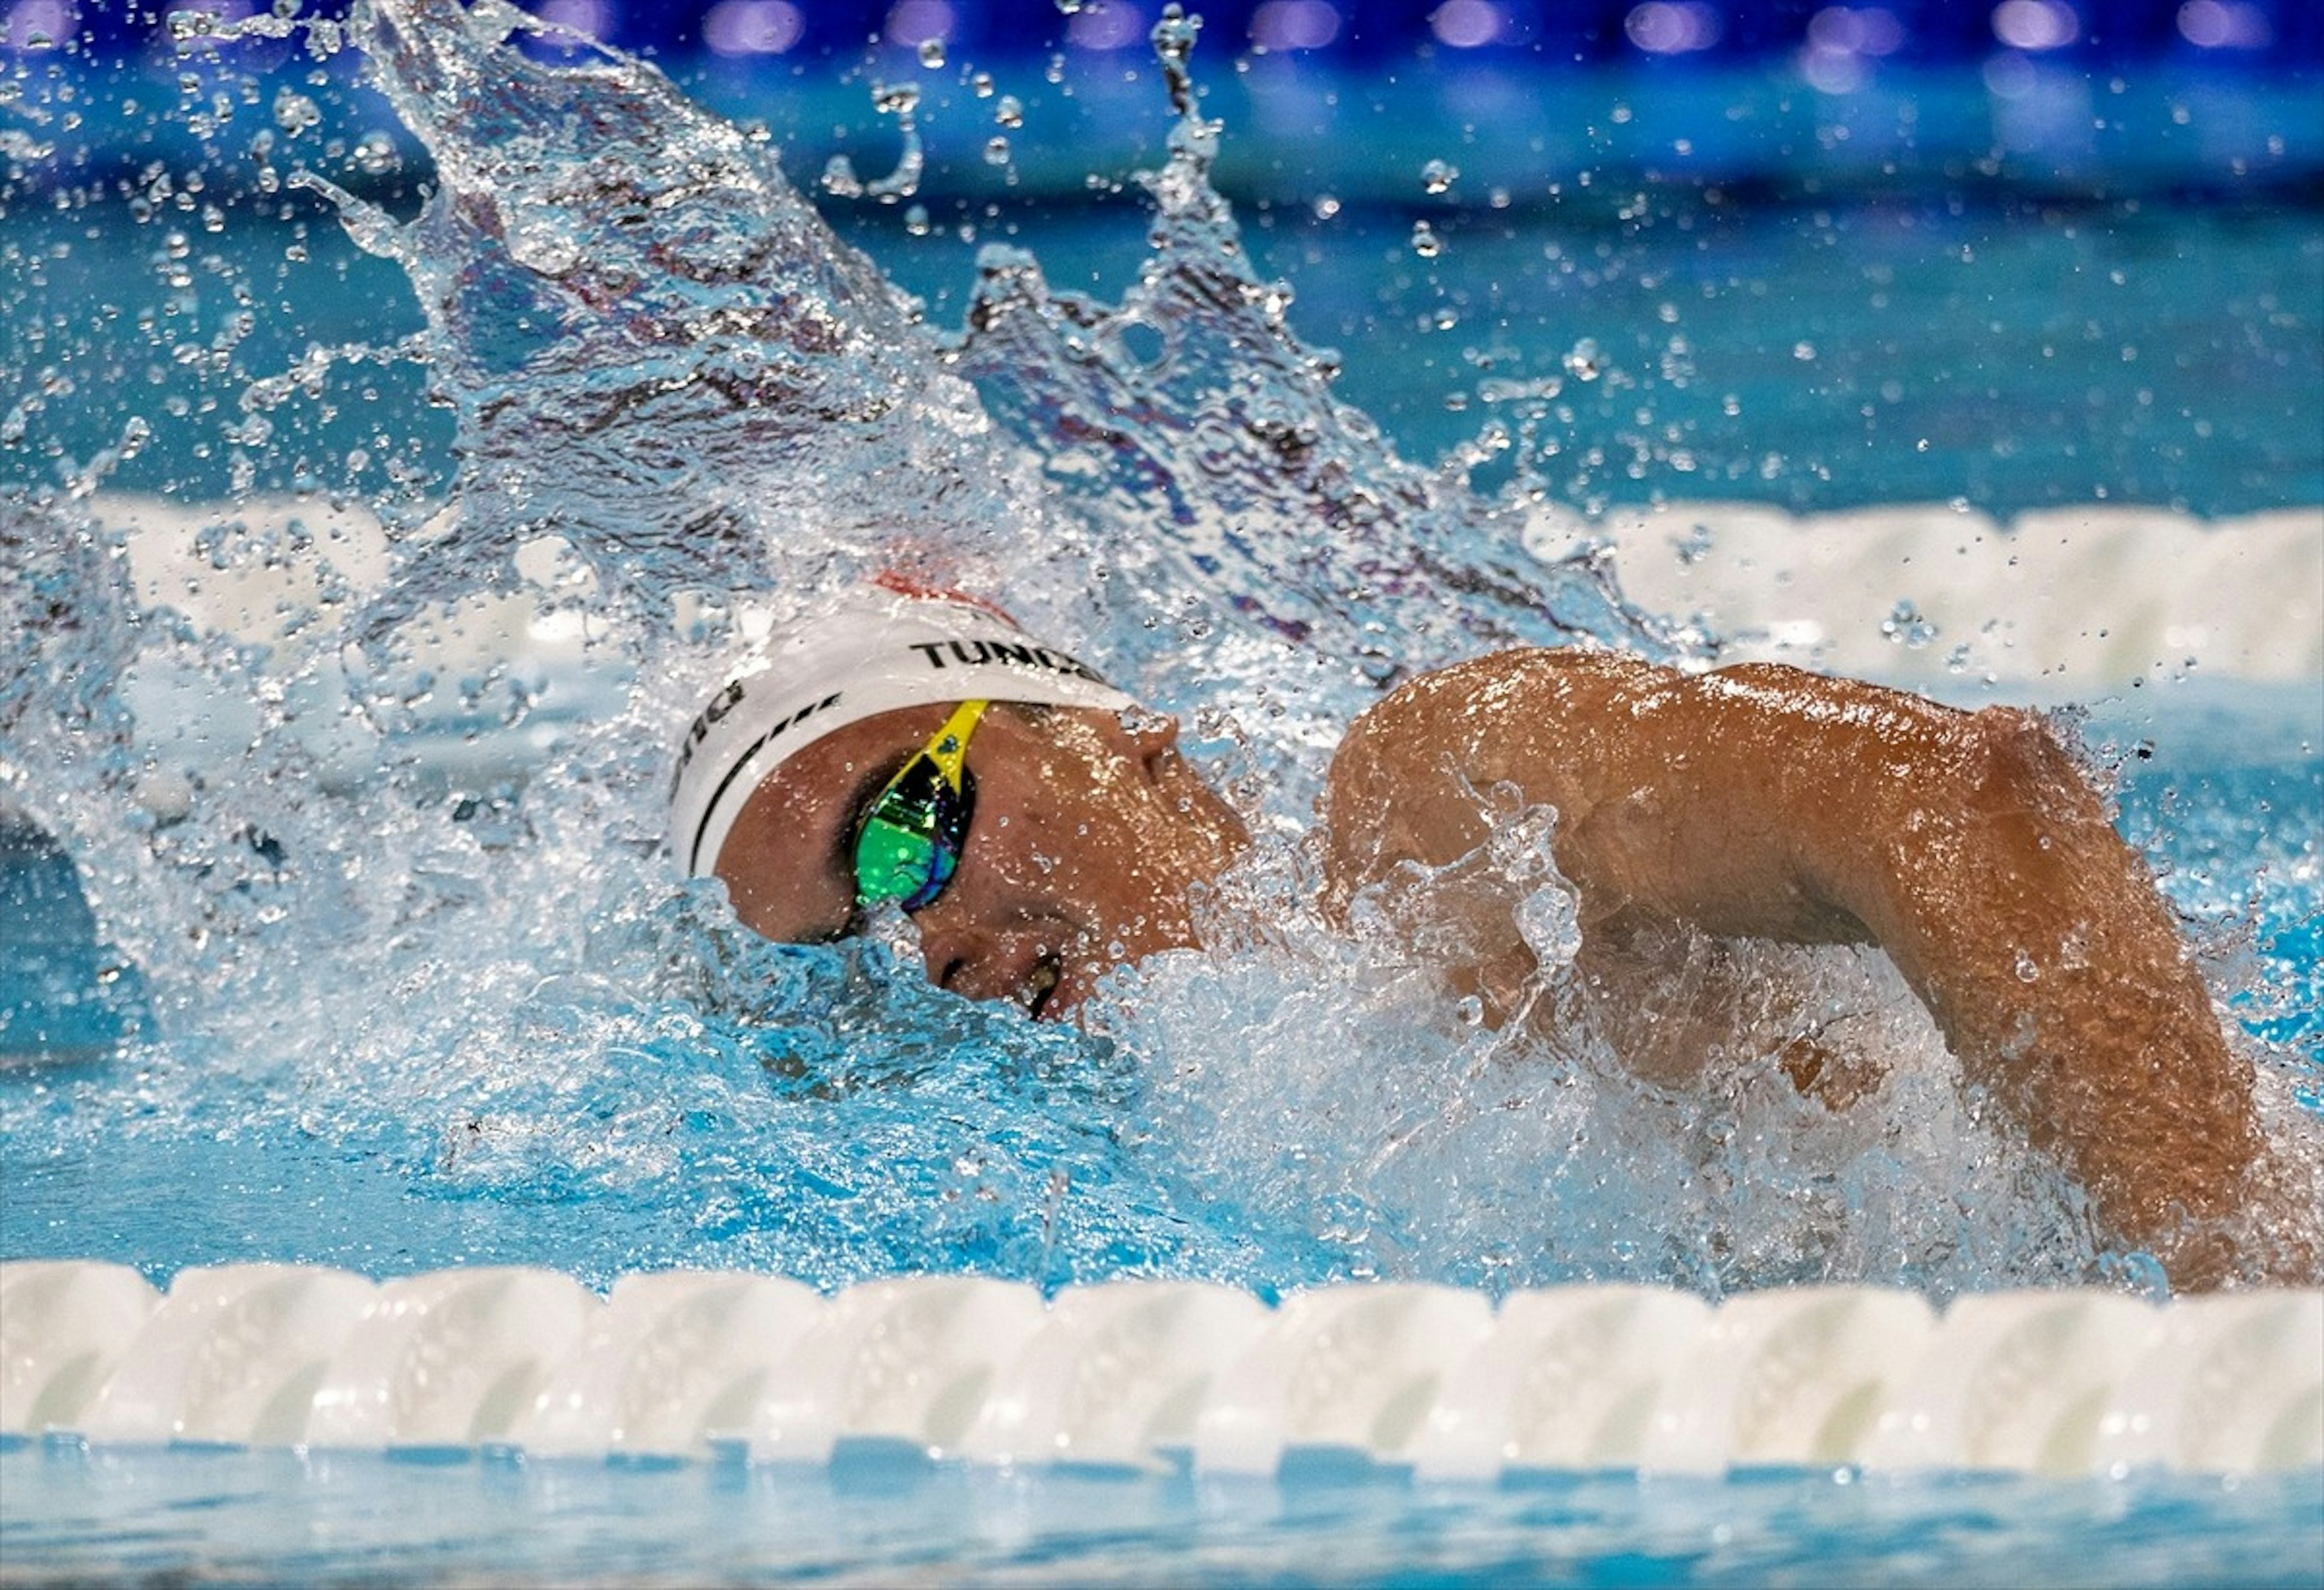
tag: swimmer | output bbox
[671,582,2310,1292]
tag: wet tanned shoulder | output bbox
[1317,648,1667,926]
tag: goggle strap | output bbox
[921,698,987,791]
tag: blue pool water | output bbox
[4,1442,2320,1588]
[3,0,2322,1582]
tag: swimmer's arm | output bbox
[1784,680,2288,1290]
[1322,650,2299,1290]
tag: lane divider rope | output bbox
[4,1261,2317,1477]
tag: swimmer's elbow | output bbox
[1958,703,2109,823]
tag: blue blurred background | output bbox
[39,0,2324,71]
[8,0,2320,208]
[2,1,2318,511]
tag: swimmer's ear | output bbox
[1119,708,1183,779]
[1065,701,1183,781]
[1023,701,1185,783]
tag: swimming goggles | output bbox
[853,699,988,913]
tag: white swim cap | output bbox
[669,582,1136,878]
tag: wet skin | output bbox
[1321,650,2311,1292]
[717,698,1247,1020]
[715,648,2311,1291]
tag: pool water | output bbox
[4,1441,2319,1589]
[2,0,2321,1583]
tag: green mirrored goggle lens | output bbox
[853,758,973,912]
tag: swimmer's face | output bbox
[714,701,1249,1020]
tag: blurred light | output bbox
[1991,0,2078,51]
[1802,47,1865,91]
[1,0,73,51]
[1250,0,1339,51]
[1626,2,1723,54]
[1066,4,1146,50]
[2176,0,2271,48]
[1807,6,1904,56]
[1982,48,2038,95]
[884,0,952,47]
[535,0,612,40]
[1802,5,1903,92]
[1429,0,1506,48]
[702,0,802,56]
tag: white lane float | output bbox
[513,1269,825,1460]
[707,1273,1049,1464]
[962,1278,1270,1471]
[88,492,2324,813]
[1411,1283,1713,1479]
[1192,1282,1497,1476]
[1641,1283,1938,1474]
[77,1263,378,1447]
[1863,1289,2165,1475]
[3,1260,2318,1480]
[304,1266,600,1450]
[2092,1290,2324,1476]
[0,1260,162,1437]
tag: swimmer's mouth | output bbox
[1023,957,1062,1022]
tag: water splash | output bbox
[0,0,2314,1300]
[331,0,1040,645]
[951,6,1670,697]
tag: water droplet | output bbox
[1881,600,1938,649]
[863,80,927,199]
[352,130,398,177]
[1562,338,1603,381]
[1409,220,1442,258]
[917,38,946,68]
[272,87,320,134]
[971,71,995,97]
[984,136,1011,165]
[994,94,1023,128]
[821,155,864,197]
[1420,158,1459,195]
[2015,951,2040,982]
